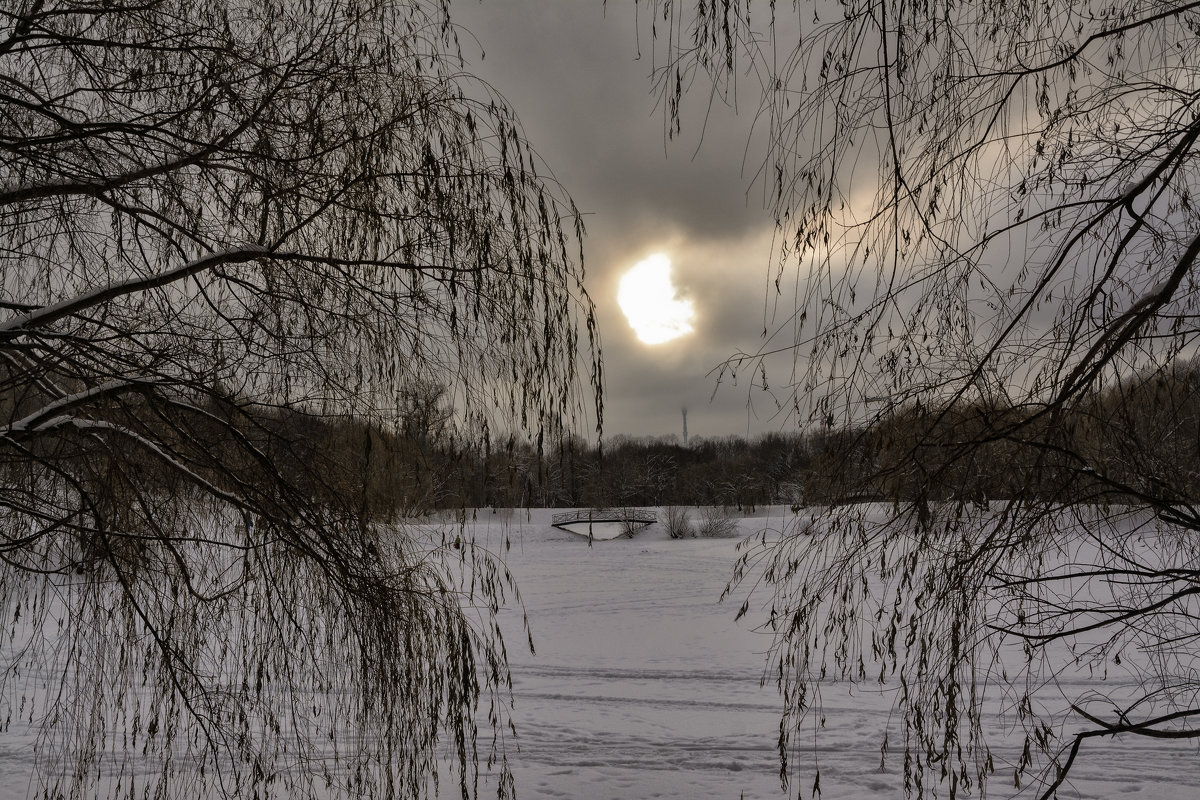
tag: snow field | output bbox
[463,508,789,800]
[3,506,1200,799]
[467,507,1200,800]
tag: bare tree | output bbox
[646,1,1200,797]
[0,1,599,798]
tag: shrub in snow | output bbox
[662,506,696,538]
[619,507,644,537]
[696,507,738,538]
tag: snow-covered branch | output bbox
[0,246,269,335]
[0,379,149,436]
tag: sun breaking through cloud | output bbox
[617,253,695,345]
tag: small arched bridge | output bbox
[550,507,657,533]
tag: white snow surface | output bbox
[4,505,1200,799]
[460,507,1200,800]
[467,507,788,800]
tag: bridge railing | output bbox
[550,507,657,528]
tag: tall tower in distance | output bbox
[681,406,688,447]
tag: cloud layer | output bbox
[454,2,786,439]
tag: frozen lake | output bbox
[4,506,1200,799]
[472,508,788,800]
[469,507,1200,800]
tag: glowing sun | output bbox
[617,253,695,345]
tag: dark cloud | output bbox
[454,1,784,438]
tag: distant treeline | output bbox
[22,360,1196,520]
[802,358,1200,511]
[471,358,1200,513]
[250,357,1200,515]
[295,424,821,515]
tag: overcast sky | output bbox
[453,2,789,441]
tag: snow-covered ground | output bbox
[4,506,1200,799]
[464,507,790,800]
[465,507,1200,800]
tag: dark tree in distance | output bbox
[0,1,600,799]
[644,2,1200,798]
